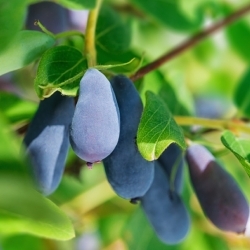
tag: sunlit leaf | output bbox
[137,91,186,161]
[221,130,250,178]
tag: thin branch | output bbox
[174,116,250,134]
[130,3,250,81]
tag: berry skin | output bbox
[24,92,75,195]
[70,68,120,165]
[103,75,154,199]
[186,144,249,234]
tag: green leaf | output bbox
[234,69,250,117]
[94,57,142,74]
[221,130,250,178]
[57,0,96,9]
[0,174,75,240]
[96,5,132,54]
[226,17,250,62]
[130,0,203,31]
[0,112,28,173]
[35,45,87,99]
[0,0,27,53]
[0,92,37,124]
[137,91,186,161]
[0,30,55,76]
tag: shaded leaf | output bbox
[234,69,250,117]
[0,31,55,76]
[35,45,87,99]
[137,91,186,161]
[221,130,250,178]
[96,5,131,54]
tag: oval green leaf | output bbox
[35,45,87,99]
[57,0,96,9]
[0,30,55,76]
[221,130,250,177]
[137,91,186,161]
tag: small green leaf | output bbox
[234,69,250,117]
[0,30,55,76]
[57,0,96,9]
[35,45,87,99]
[0,0,27,53]
[0,175,75,240]
[96,5,131,54]
[130,0,203,31]
[137,91,186,161]
[0,92,37,123]
[221,130,250,177]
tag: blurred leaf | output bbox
[2,235,45,250]
[0,112,27,173]
[137,91,186,161]
[0,0,27,53]
[0,31,55,76]
[0,174,75,240]
[226,18,250,63]
[234,69,250,117]
[130,0,203,31]
[0,92,37,123]
[96,5,131,54]
[221,130,250,177]
[57,0,96,9]
[35,45,87,99]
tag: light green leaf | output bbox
[0,175,75,240]
[0,30,55,76]
[57,0,96,9]
[35,45,87,99]
[221,130,250,178]
[137,91,186,161]
[0,0,27,53]
[234,69,250,117]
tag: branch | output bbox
[130,3,250,81]
[174,116,250,134]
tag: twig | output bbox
[84,0,102,67]
[130,3,250,81]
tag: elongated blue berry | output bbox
[103,75,154,199]
[24,92,74,195]
[70,69,120,165]
[141,161,190,244]
[186,144,249,233]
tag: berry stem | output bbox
[85,0,102,67]
[174,116,250,134]
[130,3,250,81]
